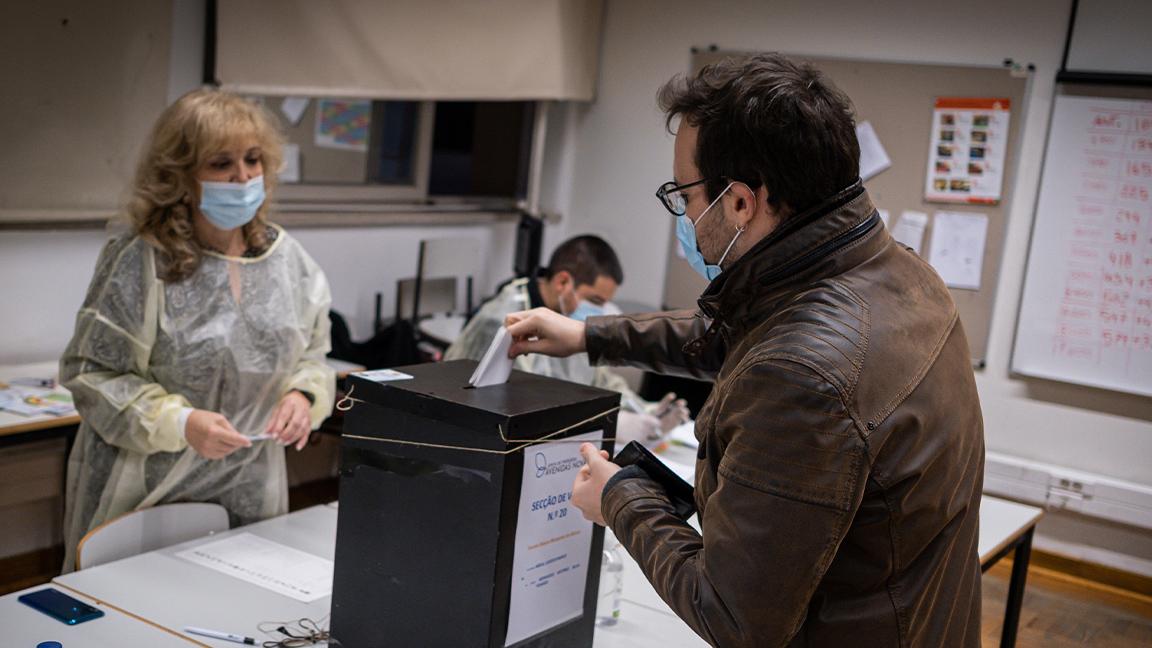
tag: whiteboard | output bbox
[1012,95,1152,396]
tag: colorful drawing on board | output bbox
[315,99,371,151]
[924,97,1011,205]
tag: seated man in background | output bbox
[445,234,687,442]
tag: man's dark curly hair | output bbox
[658,53,860,217]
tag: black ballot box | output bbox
[330,360,619,648]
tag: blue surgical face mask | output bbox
[568,300,606,322]
[561,287,607,322]
[675,182,744,280]
[198,175,265,230]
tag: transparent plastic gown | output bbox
[59,225,334,571]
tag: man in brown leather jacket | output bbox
[506,53,985,647]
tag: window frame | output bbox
[274,101,437,205]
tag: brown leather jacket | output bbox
[588,183,985,647]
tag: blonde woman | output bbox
[59,89,334,571]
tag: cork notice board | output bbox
[661,52,1030,365]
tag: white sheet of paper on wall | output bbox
[856,121,892,181]
[278,143,301,183]
[280,97,309,126]
[928,211,988,290]
[891,210,929,255]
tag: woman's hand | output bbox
[185,410,252,459]
[504,307,587,358]
[266,391,313,451]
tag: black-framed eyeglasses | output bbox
[655,178,708,216]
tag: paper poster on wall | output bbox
[856,120,892,181]
[891,210,929,255]
[314,99,371,151]
[925,98,1011,205]
[280,97,309,126]
[278,143,301,183]
[928,211,988,290]
[505,430,602,646]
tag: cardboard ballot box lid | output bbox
[345,360,619,451]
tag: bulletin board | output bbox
[1011,84,1152,397]
[660,52,1031,366]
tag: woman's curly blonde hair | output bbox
[129,88,284,282]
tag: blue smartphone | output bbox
[18,588,105,625]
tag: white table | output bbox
[34,476,1041,648]
[54,505,336,646]
[2,583,190,647]
[51,502,704,647]
[976,496,1044,648]
[599,529,708,647]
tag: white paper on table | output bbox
[280,97,309,126]
[891,210,930,255]
[662,457,697,485]
[175,532,333,603]
[0,388,74,416]
[355,368,414,383]
[505,431,603,646]
[928,211,988,290]
[856,121,892,181]
[877,208,891,229]
[667,421,699,450]
[278,143,300,183]
[469,327,513,387]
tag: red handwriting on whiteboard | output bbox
[1130,137,1152,154]
[1053,103,1152,370]
[1127,160,1152,178]
[1093,112,1121,128]
[1109,251,1134,269]
[1118,183,1149,202]
[1115,208,1142,224]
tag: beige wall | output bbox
[0,1,171,221]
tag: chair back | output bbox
[410,238,481,321]
[76,502,229,569]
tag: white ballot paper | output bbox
[469,326,514,387]
[891,210,930,255]
[928,211,988,290]
[175,532,333,603]
[505,431,603,646]
[856,121,892,181]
